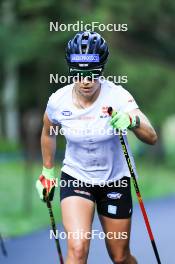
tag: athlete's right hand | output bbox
[36,167,58,202]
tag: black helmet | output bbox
[65,31,109,70]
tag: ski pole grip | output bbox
[108,107,117,117]
[107,107,113,116]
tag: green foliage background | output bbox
[0,0,175,237]
[0,0,175,119]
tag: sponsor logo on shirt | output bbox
[77,116,95,120]
[107,192,123,199]
[100,106,110,118]
[128,98,134,103]
[61,110,72,116]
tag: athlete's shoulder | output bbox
[104,81,138,112]
[48,84,73,109]
[104,80,130,96]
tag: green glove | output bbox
[110,111,140,130]
[36,166,58,202]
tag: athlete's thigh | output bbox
[61,196,95,239]
[99,215,131,256]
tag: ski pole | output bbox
[45,195,64,264]
[0,233,7,257]
[108,107,161,264]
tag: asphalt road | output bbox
[0,196,175,264]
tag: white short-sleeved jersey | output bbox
[46,80,138,184]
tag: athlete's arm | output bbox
[36,113,58,201]
[129,108,157,145]
[41,112,57,168]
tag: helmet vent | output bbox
[74,37,78,44]
[82,35,89,40]
[81,45,87,54]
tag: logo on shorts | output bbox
[74,190,91,196]
[61,110,72,116]
[108,205,117,215]
[107,192,123,199]
[129,208,132,214]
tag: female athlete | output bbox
[36,31,157,264]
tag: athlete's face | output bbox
[75,78,100,98]
[70,67,103,98]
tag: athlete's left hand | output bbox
[110,111,136,130]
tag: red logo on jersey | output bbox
[128,98,134,103]
[102,106,109,114]
[100,106,110,118]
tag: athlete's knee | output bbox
[68,239,89,261]
[111,249,129,264]
[112,255,128,264]
[112,253,137,264]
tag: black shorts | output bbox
[60,172,133,219]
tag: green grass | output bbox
[132,160,175,200]
[0,161,62,237]
[0,160,175,237]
